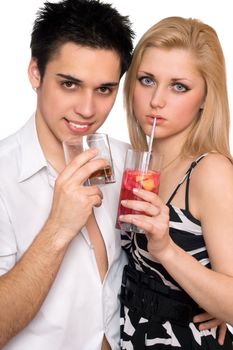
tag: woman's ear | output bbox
[28,57,41,90]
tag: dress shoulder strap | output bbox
[167,153,208,207]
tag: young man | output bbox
[0,1,134,349]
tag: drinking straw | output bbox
[145,117,156,170]
[148,117,156,154]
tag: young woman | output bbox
[118,16,233,349]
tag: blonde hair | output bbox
[124,16,232,159]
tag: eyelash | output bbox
[138,76,154,86]
[61,81,77,89]
[138,76,190,93]
[171,82,190,93]
[60,81,113,95]
[98,86,113,95]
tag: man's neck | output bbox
[35,112,65,173]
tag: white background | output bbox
[0,0,232,149]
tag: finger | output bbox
[193,312,213,324]
[94,198,103,208]
[132,188,163,206]
[118,214,155,234]
[59,155,109,186]
[198,319,221,331]
[217,323,227,346]
[83,185,103,200]
[75,158,109,185]
[121,199,161,217]
[119,214,142,223]
[90,194,103,208]
[60,149,98,180]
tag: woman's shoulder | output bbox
[195,152,232,173]
[189,153,233,221]
[192,152,233,193]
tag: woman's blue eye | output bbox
[139,76,154,86]
[173,83,188,92]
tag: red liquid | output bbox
[116,168,160,228]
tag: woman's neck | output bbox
[152,137,184,167]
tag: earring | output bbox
[32,86,37,92]
[200,102,205,110]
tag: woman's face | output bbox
[133,47,206,142]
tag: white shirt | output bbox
[0,115,129,350]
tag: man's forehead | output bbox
[47,43,121,82]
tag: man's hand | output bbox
[49,148,108,243]
[193,312,227,345]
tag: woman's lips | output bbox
[146,115,165,125]
[146,116,155,125]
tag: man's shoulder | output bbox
[0,132,22,187]
[0,116,34,162]
[0,130,20,160]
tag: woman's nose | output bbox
[150,87,166,109]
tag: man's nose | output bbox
[74,90,95,118]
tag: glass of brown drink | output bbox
[63,133,115,185]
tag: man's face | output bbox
[29,42,121,156]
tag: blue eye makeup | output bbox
[138,76,155,87]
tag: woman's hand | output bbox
[119,188,171,260]
[119,188,231,346]
[193,312,227,345]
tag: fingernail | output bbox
[121,200,127,205]
[133,188,139,193]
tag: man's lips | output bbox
[64,118,93,133]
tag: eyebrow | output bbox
[138,71,191,83]
[138,71,192,81]
[138,71,154,78]
[171,76,191,81]
[56,73,119,87]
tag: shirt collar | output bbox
[18,114,48,182]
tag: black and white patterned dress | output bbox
[120,155,233,349]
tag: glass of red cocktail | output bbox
[116,149,162,233]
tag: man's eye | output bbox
[98,87,112,94]
[138,76,154,86]
[62,81,76,89]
